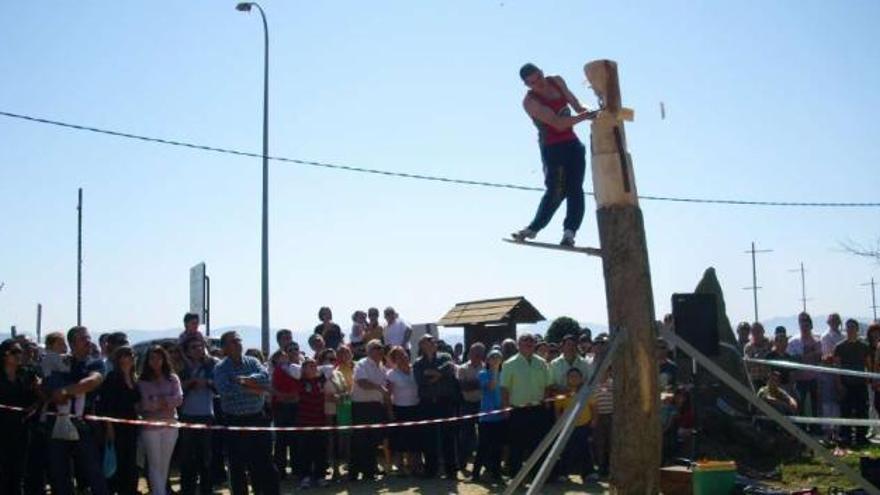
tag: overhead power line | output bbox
[3,110,879,208]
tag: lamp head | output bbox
[236,3,253,12]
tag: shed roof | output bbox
[437,296,545,327]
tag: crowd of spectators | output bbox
[744,312,880,447]
[3,304,776,494]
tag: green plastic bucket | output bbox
[692,461,736,495]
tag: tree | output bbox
[545,316,581,344]
[841,237,880,264]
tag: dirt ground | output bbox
[149,473,609,494]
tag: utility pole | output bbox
[36,303,42,342]
[742,242,772,322]
[77,187,83,326]
[862,277,878,321]
[788,262,809,313]
[585,60,660,494]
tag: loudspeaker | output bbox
[671,293,719,356]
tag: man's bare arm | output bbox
[549,76,585,113]
[524,97,594,132]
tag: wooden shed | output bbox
[437,296,545,350]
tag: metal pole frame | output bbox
[77,187,83,326]
[743,242,771,322]
[503,329,623,495]
[660,326,880,494]
[253,3,271,357]
[36,303,42,343]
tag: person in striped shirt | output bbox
[591,367,613,479]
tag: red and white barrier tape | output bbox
[0,394,570,432]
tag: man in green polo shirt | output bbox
[550,334,593,393]
[500,333,551,476]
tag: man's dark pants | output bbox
[507,405,548,477]
[47,421,108,495]
[272,403,298,476]
[178,415,214,495]
[350,402,386,479]
[24,421,48,495]
[527,140,586,234]
[795,379,821,434]
[473,419,506,478]
[420,398,458,477]
[840,381,869,444]
[458,400,480,466]
[225,413,279,495]
[556,425,594,479]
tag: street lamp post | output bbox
[236,2,270,356]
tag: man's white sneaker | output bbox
[560,230,576,247]
[511,228,537,241]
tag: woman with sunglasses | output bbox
[99,346,141,494]
[0,339,40,494]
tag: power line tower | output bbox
[743,241,773,322]
[788,262,810,313]
[861,277,878,321]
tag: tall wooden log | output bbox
[585,59,661,494]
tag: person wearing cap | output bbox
[413,334,459,479]
[500,333,552,476]
[472,348,506,482]
[550,335,593,393]
[349,339,388,481]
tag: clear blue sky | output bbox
[1,1,878,339]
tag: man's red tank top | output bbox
[528,78,578,146]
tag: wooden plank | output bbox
[503,238,602,256]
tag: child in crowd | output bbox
[554,368,597,483]
[295,358,331,489]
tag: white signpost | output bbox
[189,262,208,334]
